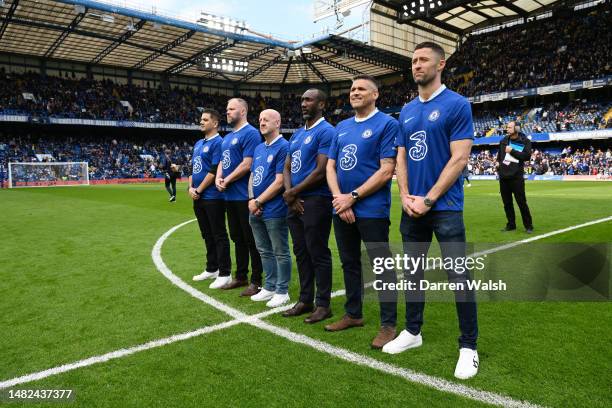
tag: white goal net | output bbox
[8,162,89,188]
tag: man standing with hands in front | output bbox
[282,89,335,323]
[497,121,534,233]
[385,42,479,380]
[191,109,231,286]
[216,98,263,294]
[325,75,399,351]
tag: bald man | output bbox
[215,98,263,294]
[247,109,292,308]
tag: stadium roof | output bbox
[372,0,564,39]
[0,0,410,84]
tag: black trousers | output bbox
[287,195,333,308]
[333,216,397,326]
[225,200,263,285]
[164,174,177,197]
[499,177,533,229]
[193,199,231,277]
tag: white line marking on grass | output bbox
[4,216,610,404]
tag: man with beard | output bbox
[214,98,263,293]
[191,109,231,284]
[385,42,479,380]
[282,89,334,323]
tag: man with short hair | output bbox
[191,109,231,285]
[160,148,180,202]
[248,109,292,308]
[282,88,334,323]
[497,121,533,233]
[324,75,399,351]
[215,98,263,293]
[385,41,479,380]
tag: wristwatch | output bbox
[424,197,435,207]
[351,190,360,201]
[255,199,262,209]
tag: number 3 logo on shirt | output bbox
[291,150,302,173]
[222,150,231,170]
[339,144,358,171]
[252,166,264,187]
[408,131,428,161]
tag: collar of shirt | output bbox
[305,117,325,130]
[265,134,283,146]
[231,122,249,133]
[418,84,447,103]
[354,108,379,123]
[204,133,220,142]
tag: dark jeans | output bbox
[193,199,231,277]
[400,211,478,350]
[333,216,397,326]
[164,174,177,197]
[287,195,333,307]
[499,177,533,229]
[225,200,263,285]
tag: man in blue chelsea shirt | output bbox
[215,98,263,296]
[325,75,399,351]
[190,109,231,287]
[384,42,479,380]
[282,89,335,324]
[247,109,292,308]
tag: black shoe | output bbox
[525,227,534,234]
[169,195,176,202]
[501,226,516,232]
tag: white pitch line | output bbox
[3,215,610,404]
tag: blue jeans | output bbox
[400,211,478,350]
[249,215,292,294]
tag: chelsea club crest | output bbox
[428,110,440,122]
[203,146,209,153]
[231,138,238,145]
[267,154,274,163]
[362,129,373,139]
[304,135,312,144]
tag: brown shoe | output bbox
[304,306,332,324]
[221,279,248,290]
[324,315,364,332]
[371,326,396,349]
[282,302,313,317]
[239,283,260,297]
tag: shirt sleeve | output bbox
[317,126,334,156]
[328,129,339,161]
[276,143,288,174]
[449,99,475,142]
[211,140,221,166]
[242,128,261,158]
[380,118,399,159]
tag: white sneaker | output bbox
[382,329,422,354]
[266,293,290,308]
[250,288,275,302]
[192,270,219,281]
[454,348,479,380]
[467,184,472,187]
[209,275,231,289]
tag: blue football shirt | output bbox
[396,86,474,211]
[289,118,334,197]
[191,134,223,200]
[328,110,399,218]
[221,123,262,201]
[251,136,289,219]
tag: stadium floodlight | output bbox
[198,12,248,35]
[8,162,89,188]
[401,0,446,19]
[197,56,249,74]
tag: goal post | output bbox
[8,162,90,188]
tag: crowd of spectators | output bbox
[445,4,611,96]
[473,99,612,137]
[0,134,192,181]
[469,146,611,177]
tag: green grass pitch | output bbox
[0,181,610,407]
